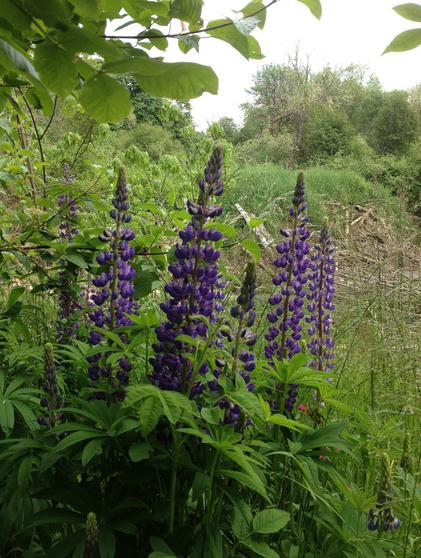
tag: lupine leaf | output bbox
[241,238,261,261]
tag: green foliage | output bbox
[385,3,421,52]
[301,105,355,162]
[236,131,296,166]
[371,90,418,155]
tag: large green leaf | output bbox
[79,72,131,122]
[138,396,162,437]
[297,423,353,453]
[241,1,267,29]
[0,38,39,79]
[252,509,290,533]
[169,0,203,22]
[297,0,322,18]
[241,238,261,262]
[207,20,263,59]
[103,57,218,100]
[33,42,78,96]
[384,27,421,52]
[394,3,421,22]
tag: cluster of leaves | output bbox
[0,0,323,123]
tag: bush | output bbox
[301,106,355,163]
[235,131,296,166]
[114,122,184,160]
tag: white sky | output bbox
[160,0,421,129]
[110,1,421,129]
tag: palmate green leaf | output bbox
[384,27,421,52]
[103,57,218,100]
[33,42,78,97]
[252,508,290,533]
[297,0,322,19]
[394,3,421,22]
[169,0,203,22]
[207,20,264,59]
[79,72,131,122]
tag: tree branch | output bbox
[103,0,278,40]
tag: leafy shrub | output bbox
[236,131,296,166]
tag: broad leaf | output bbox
[234,16,260,35]
[33,42,78,97]
[138,396,162,437]
[0,38,39,79]
[241,238,261,262]
[103,57,218,100]
[384,27,421,52]
[169,0,203,22]
[241,1,267,29]
[253,508,290,533]
[81,438,104,466]
[128,441,151,462]
[207,20,263,59]
[297,0,322,19]
[394,3,421,22]
[79,72,131,122]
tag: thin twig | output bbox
[39,96,58,140]
[103,0,278,40]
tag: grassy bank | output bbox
[225,164,412,234]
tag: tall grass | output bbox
[225,164,411,234]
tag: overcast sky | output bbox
[159,0,421,129]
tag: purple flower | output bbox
[38,343,64,427]
[265,172,311,412]
[306,225,336,372]
[88,168,136,397]
[150,146,225,395]
[214,262,258,429]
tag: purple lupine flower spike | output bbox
[150,146,225,395]
[38,343,64,427]
[57,162,80,343]
[88,168,136,397]
[306,225,336,373]
[265,172,311,412]
[218,262,258,429]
